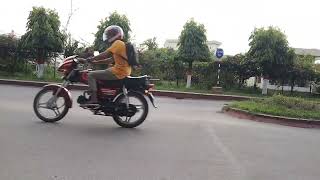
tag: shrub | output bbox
[264,94,320,111]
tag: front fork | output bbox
[122,85,130,108]
[47,80,70,107]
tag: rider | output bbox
[84,25,131,104]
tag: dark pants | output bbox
[88,68,117,92]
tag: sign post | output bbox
[211,48,224,94]
[215,48,224,85]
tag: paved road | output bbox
[1,84,320,180]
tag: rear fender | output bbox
[43,84,73,108]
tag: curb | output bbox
[0,79,251,101]
[222,106,320,128]
[152,90,250,101]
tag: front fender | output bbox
[43,84,73,108]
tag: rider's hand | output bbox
[77,58,86,64]
[86,57,94,64]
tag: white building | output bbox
[164,39,222,53]
[294,48,320,62]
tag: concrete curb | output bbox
[222,106,320,128]
[0,79,251,101]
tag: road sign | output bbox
[216,48,224,58]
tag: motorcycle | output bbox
[33,55,157,128]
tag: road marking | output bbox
[203,124,247,180]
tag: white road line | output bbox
[203,124,247,180]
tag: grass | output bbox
[0,69,62,83]
[230,95,320,120]
[154,81,213,94]
[223,87,264,97]
[155,81,320,99]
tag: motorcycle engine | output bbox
[77,95,88,104]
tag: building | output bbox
[294,48,320,62]
[163,39,222,53]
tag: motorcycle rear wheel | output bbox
[33,88,69,122]
[113,91,149,128]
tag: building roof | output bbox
[294,48,320,57]
[164,39,178,43]
[164,39,222,45]
[207,40,222,45]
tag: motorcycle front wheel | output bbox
[33,88,69,122]
[113,91,149,128]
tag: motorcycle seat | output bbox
[97,75,149,88]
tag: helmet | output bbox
[102,25,124,43]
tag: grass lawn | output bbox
[229,95,320,120]
[0,71,62,83]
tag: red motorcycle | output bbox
[33,55,157,128]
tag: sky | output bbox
[0,0,319,55]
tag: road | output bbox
[0,84,320,180]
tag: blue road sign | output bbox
[216,48,224,58]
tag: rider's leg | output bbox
[87,69,117,104]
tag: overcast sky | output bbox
[0,0,319,55]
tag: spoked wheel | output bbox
[33,88,69,122]
[113,91,149,128]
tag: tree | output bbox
[173,58,185,87]
[288,54,316,93]
[0,33,20,72]
[138,48,177,80]
[177,19,211,88]
[140,37,158,51]
[93,11,131,52]
[247,26,293,94]
[226,54,260,88]
[20,7,64,78]
[64,33,79,58]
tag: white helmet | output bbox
[102,25,124,43]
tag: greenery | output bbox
[136,48,178,80]
[64,33,79,58]
[248,27,294,79]
[177,19,211,87]
[230,95,320,119]
[2,6,320,99]
[0,64,62,82]
[93,11,131,52]
[140,37,158,51]
[20,7,64,63]
[0,34,21,73]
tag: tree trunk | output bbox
[54,57,56,79]
[238,76,242,88]
[36,49,45,79]
[186,62,192,88]
[290,80,294,94]
[186,74,192,88]
[310,83,312,94]
[36,63,45,78]
[281,79,284,94]
[253,76,257,89]
[262,78,269,95]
